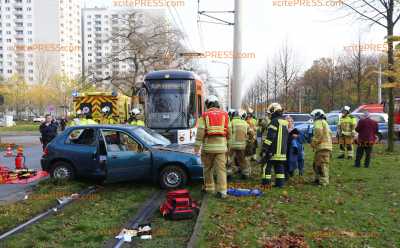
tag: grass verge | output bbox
[197,144,400,248]
[0,122,40,132]
[0,179,202,248]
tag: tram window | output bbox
[188,81,196,128]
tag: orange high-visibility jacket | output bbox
[203,108,229,137]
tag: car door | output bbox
[63,127,100,175]
[101,129,152,182]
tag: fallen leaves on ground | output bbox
[260,233,309,248]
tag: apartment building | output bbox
[82,7,167,82]
[0,0,82,83]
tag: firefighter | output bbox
[101,106,116,124]
[194,95,230,199]
[82,107,98,125]
[260,103,288,188]
[310,109,332,186]
[227,109,253,179]
[337,106,357,159]
[260,110,271,139]
[128,108,145,126]
[69,110,84,126]
[245,111,258,161]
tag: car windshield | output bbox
[133,127,171,146]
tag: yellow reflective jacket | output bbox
[312,119,332,151]
[102,117,117,125]
[338,115,357,136]
[262,117,288,161]
[195,116,229,153]
[130,120,145,126]
[229,117,250,150]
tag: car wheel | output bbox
[377,133,383,142]
[159,165,188,189]
[50,162,75,181]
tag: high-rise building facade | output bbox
[0,0,82,83]
[82,7,139,81]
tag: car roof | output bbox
[67,125,140,131]
[284,112,310,115]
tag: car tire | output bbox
[159,165,188,189]
[50,161,75,181]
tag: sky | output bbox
[85,0,391,101]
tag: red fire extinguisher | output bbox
[15,147,26,170]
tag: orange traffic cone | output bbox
[4,144,13,157]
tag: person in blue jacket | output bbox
[287,128,305,177]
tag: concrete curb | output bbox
[187,194,208,248]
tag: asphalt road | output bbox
[0,135,44,204]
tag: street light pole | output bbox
[232,0,243,110]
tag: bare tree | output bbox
[279,40,298,109]
[89,11,192,103]
[343,0,400,151]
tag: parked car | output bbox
[283,112,313,128]
[41,125,203,189]
[297,113,389,142]
[33,116,45,123]
[352,113,388,140]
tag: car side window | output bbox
[66,128,96,146]
[327,116,338,125]
[102,130,143,153]
[370,115,384,123]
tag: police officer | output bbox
[101,106,116,124]
[227,109,253,179]
[261,103,288,188]
[128,108,145,126]
[194,95,230,198]
[337,106,357,159]
[310,109,332,186]
[39,114,58,150]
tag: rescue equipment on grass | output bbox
[227,188,263,197]
[160,189,199,220]
[15,146,26,170]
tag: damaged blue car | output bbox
[41,125,203,189]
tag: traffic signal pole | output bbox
[231,0,243,110]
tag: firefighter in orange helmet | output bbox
[194,95,230,199]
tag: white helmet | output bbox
[342,105,351,113]
[102,106,111,114]
[130,108,140,115]
[311,109,326,119]
[267,103,283,114]
[205,95,220,108]
[207,95,219,103]
[76,110,82,115]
